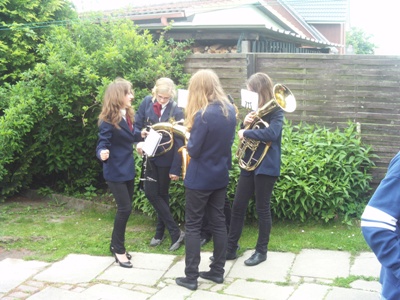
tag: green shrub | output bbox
[131,121,375,224]
[0,17,192,200]
[274,120,376,223]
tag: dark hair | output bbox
[246,73,274,107]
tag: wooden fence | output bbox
[184,53,400,188]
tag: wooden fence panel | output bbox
[185,53,400,189]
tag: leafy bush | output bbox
[0,0,77,84]
[274,120,376,223]
[0,16,192,200]
[132,121,375,224]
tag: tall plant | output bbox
[273,121,376,223]
[0,0,77,84]
[0,17,192,200]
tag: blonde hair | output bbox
[184,69,230,131]
[246,72,274,107]
[151,77,177,101]
[98,78,135,129]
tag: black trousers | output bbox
[184,187,227,280]
[227,174,277,255]
[144,160,180,242]
[107,179,134,254]
[200,193,231,240]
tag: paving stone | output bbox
[8,291,30,298]
[291,249,350,279]
[19,284,40,293]
[98,264,165,286]
[350,279,381,292]
[227,250,295,283]
[325,286,380,300]
[82,283,149,300]
[149,284,193,300]
[351,252,381,278]
[25,281,46,288]
[288,283,330,300]
[27,286,93,300]
[189,290,247,299]
[0,259,49,294]
[224,279,294,300]
[33,254,112,284]
[129,252,175,271]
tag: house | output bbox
[100,0,349,54]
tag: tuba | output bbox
[236,84,296,171]
[150,122,191,179]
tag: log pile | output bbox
[192,43,237,54]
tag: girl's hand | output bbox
[136,142,144,156]
[100,149,110,161]
[169,174,179,181]
[243,112,255,126]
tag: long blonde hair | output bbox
[98,78,135,129]
[184,69,230,131]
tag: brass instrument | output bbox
[151,122,191,179]
[236,84,296,171]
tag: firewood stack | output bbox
[192,43,237,54]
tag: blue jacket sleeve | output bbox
[187,112,207,159]
[361,153,400,279]
[243,109,284,142]
[96,121,112,161]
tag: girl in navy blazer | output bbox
[227,72,284,267]
[135,78,185,251]
[96,78,141,268]
[175,69,237,291]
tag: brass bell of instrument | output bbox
[150,122,191,179]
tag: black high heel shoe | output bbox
[113,252,133,268]
[110,245,132,260]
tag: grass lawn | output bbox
[0,195,371,262]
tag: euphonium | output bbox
[150,122,191,179]
[150,122,189,156]
[236,84,296,171]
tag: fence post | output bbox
[246,53,256,78]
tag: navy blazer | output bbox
[134,95,185,176]
[241,108,284,177]
[96,118,141,182]
[184,102,237,190]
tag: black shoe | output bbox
[209,251,237,262]
[199,271,224,284]
[176,277,198,290]
[200,238,211,247]
[149,235,166,247]
[110,245,131,261]
[169,231,185,251]
[244,251,267,266]
[113,252,133,268]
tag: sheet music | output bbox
[142,128,162,157]
[240,89,258,111]
[177,89,189,108]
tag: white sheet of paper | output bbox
[142,128,162,157]
[241,89,258,110]
[177,89,189,108]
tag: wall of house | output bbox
[314,23,346,54]
[184,53,400,188]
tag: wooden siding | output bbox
[184,53,400,189]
